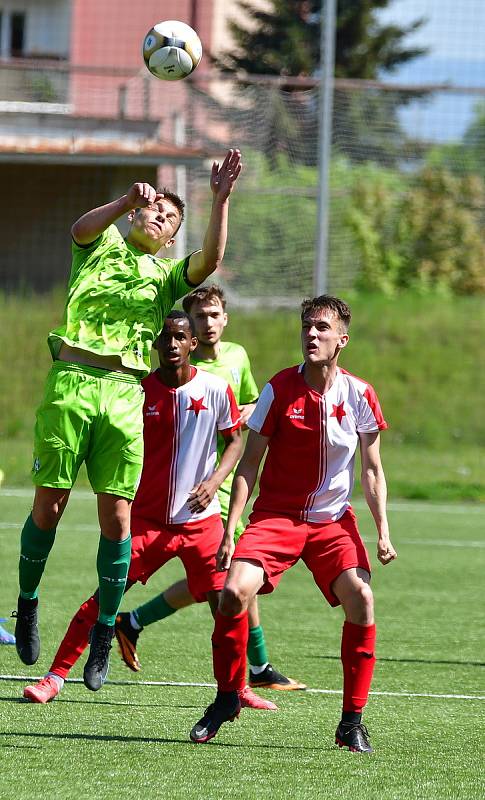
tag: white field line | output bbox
[1,487,485,515]
[0,674,484,702]
[2,490,484,548]
[2,522,484,548]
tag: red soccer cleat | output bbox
[238,685,278,711]
[23,675,61,704]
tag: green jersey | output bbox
[192,341,259,504]
[48,225,196,376]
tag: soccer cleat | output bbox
[12,596,40,665]
[249,663,306,691]
[190,691,241,743]
[335,722,373,753]
[23,675,61,704]
[0,620,15,645]
[238,685,278,711]
[115,612,142,672]
[83,621,114,691]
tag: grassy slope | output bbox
[0,494,484,799]
[0,291,484,499]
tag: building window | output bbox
[10,12,25,57]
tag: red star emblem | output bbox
[330,402,346,425]
[187,396,208,417]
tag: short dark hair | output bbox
[161,310,195,336]
[301,295,351,331]
[182,284,227,313]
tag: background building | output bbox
[0,0,223,288]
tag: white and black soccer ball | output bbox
[142,20,202,81]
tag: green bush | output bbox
[345,165,485,294]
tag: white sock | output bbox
[249,662,269,675]
[46,672,64,688]
[130,611,142,630]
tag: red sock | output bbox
[341,621,376,713]
[49,595,99,680]
[212,609,249,692]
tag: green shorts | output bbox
[218,484,245,541]
[32,361,144,499]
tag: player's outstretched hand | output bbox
[210,149,242,201]
[125,182,158,210]
[377,535,397,565]
[216,535,235,572]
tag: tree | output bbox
[212,0,427,165]
[347,165,485,294]
[425,101,485,179]
[216,0,425,82]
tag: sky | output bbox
[380,0,485,64]
[377,0,485,140]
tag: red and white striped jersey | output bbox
[248,365,387,523]
[133,367,241,525]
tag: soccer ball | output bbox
[142,20,202,81]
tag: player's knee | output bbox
[353,581,374,621]
[219,585,247,616]
[32,504,62,530]
[99,510,130,539]
[97,495,131,539]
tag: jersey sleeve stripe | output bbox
[247,382,275,434]
[217,384,242,432]
[363,385,388,430]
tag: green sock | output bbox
[247,625,269,667]
[134,593,177,628]
[96,534,131,626]
[18,513,56,599]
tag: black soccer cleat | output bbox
[115,612,142,672]
[190,691,241,743]
[12,596,40,665]
[335,721,373,753]
[249,663,307,691]
[83,621,114,691]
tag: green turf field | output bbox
[0,490,484,800]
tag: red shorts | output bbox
[233,508,370,607]
[128,514,226,602]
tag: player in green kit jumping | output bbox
[115,285,306,692]
[13,150,242,692]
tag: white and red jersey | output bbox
[248,365,387,523]
[133,367,241,525]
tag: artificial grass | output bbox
[0,492,484,800]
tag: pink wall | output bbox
[69,0,214,118]
[70,0,214,69]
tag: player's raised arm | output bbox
[359,431,397,566]
[187,149,242,285]
[71,182,158,245]
[217,429,268,571]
